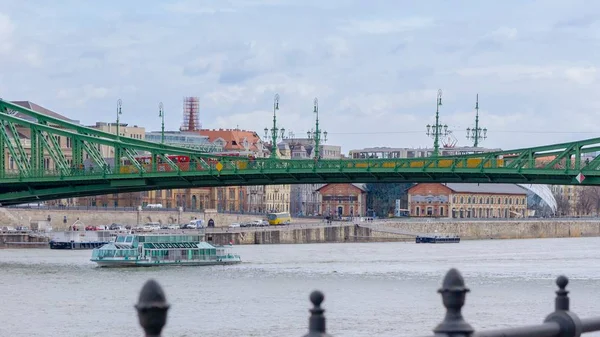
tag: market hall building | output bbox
[407,183,528,218]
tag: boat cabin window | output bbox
[116,236,126,243]
[125,236,133,243]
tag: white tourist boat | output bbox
[90,231,241,267]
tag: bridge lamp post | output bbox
[116,99,122,139]
[425,89,447,156]
[466,94,487,148]
[307,97,328,161]
[158,102,165,144]
[264,93,285,159]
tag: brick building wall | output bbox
[317,184,367,217]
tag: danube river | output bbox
[1,238,600,337]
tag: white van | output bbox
[145,204,163,209]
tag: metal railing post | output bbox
[135,279,170,337]
[544,276,582,337]
[303,290,332,337]
[434,268,474,337]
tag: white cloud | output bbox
[57,85,111,107]
[489,27,518,40]
[564,67,597,85]
[340,17,434,34]
[2,2,600,153]
[0,13,14,54]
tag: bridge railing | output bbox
[1,154,595,181]
[133,268,600,337]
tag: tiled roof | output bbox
[198,129,262,152]
[10,101,79,124]
[316,183,368,192]
[443,183,527,195]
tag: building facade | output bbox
[87,122,146,158]
[316,183,367,218]
[348,146,501,159]
[408,183,528,218]
[199,128,268,214]
[282,137,343,216]
[263,142,292,213]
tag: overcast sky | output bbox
[1,0,599,153]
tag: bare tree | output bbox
[575,187,600,215]
[552,191,571,216]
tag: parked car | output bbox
[228,223,241,228]
[109,223,122,230]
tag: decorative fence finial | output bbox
[304,290,332,337]
[555,275,569,311]
[544,275,582,337]
[433,268,474,336]
[135,279,170,337]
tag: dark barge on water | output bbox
[49,229,113,250]
[415,235,460,243]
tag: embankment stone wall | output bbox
[0,208,290,230]
[207,220,600,245]
[374,220,600,240]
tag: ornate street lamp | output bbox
[425,89,447,156]
[158,102,165,144]
[466,94,487,147]
[116,98,122,138]
[307,97,328,160]
[263,94,285,159]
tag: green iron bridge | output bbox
[1,99,599,205]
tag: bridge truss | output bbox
[1,99,600,205]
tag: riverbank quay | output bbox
[0,207,322,229]
[3,219,600,248]
[205,219,600,245]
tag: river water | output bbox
[1,237,600,337]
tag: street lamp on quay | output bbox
[425,89,447,157]
[116,99,122,139]
[466,94,487,148]
[307,98,327,160]
[158,102,165,144]
[263,93,286,159]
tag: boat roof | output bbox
[97,243,133,250]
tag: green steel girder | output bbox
[0,121,29,173]
[0,100,228,159]
[81,140,110,174]
[162,154,180,172]
[124,148,145,173]
[38,129,70,175]
[6,120,31,172]
[0,125,4,177]
[2,169,600,205]
[6,97,600,203]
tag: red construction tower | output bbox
[180,96,200,131]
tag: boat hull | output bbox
[415,236,460,243]
[50,241,110,250]
[91,258,242,268]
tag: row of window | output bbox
[452,195,525,205]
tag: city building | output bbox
[316,183,368,218]
[282,136,343,216]
[348,146,501,159]
[145,131,223,152]
[87,122,146,158]
[263,142,292,213]
[198,128,265,155]
[407,183,528,218]
[198,128,269,213]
